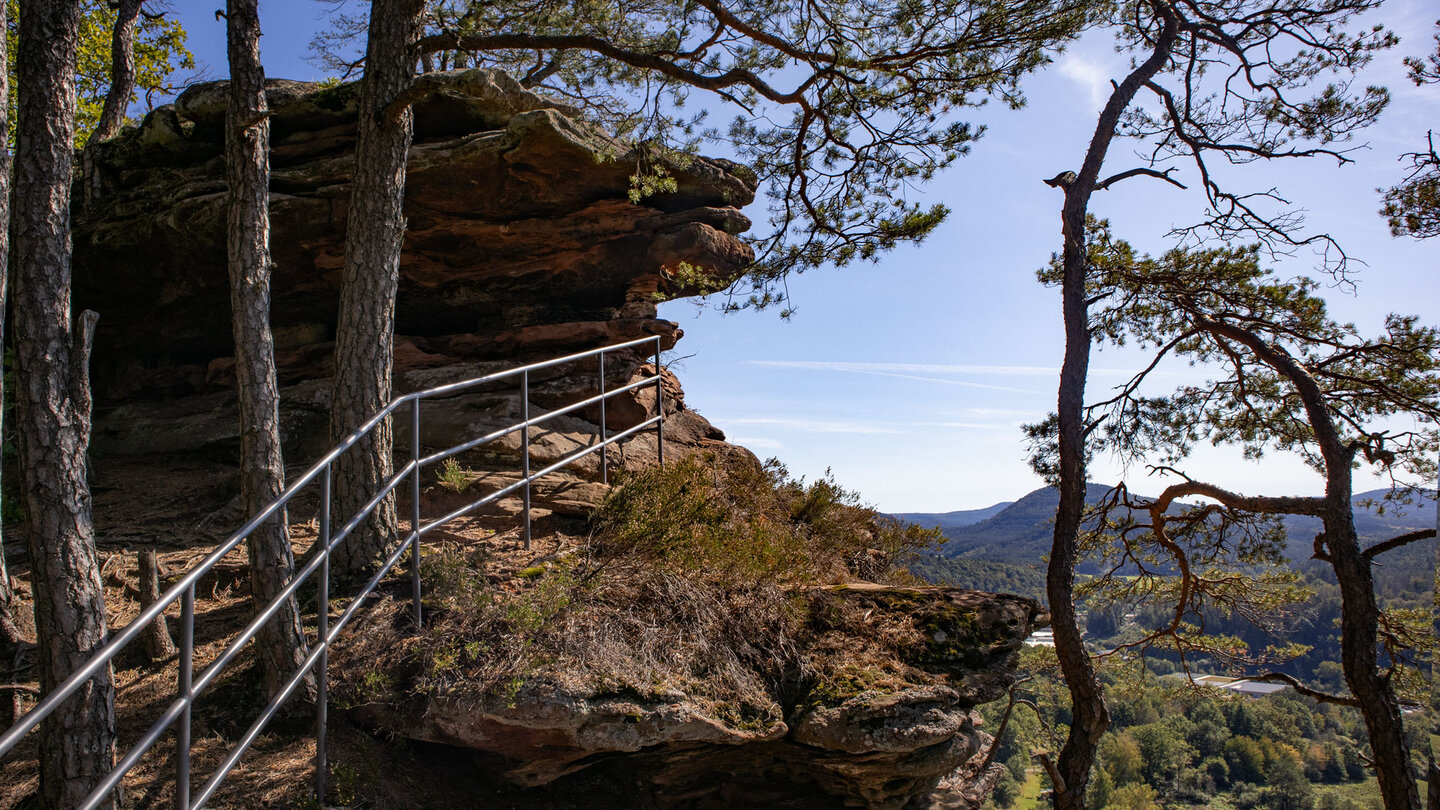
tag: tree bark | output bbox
[329,0,426,580]
[14,4,115,806]
[225,0,313,704]
[1047,5,1176,808]
[90,0,144,144]
[0,0,22,655]
[1198,318,1421,810]
[1316,423,1417,810]
[136,550,175,661]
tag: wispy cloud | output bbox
[728,436,785,450]
[958,407,1041,417]
[748,359,1157,388]
[1057,54,1111,109]
[752,359,1055,376]
[724,416,1022,435]
[748,360,1048,394]
[722,416,904,435]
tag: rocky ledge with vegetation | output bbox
[26,73,1050,809]
[334,455,1047,809]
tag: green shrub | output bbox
[435,457,470,492]
[591,454,939,585]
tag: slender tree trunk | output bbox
[0,0,23,654]
[1321,445,1417,809]
[14,2,115,807]
[1328,491,1419,810]
[1046,7,1177,808]
[1204,319,1421,810]
[1048,196,1105,810]
[79,0,143,212]
[330,0,425,580]
[225,0,313,703]
[91,0,144,144]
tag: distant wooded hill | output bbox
[899,485,1436,601]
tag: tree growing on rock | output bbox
[1042,227,1440,810]
[2,0,194,146]
[1027,2,1392,808]
[88,0,146,145]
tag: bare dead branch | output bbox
[1363,529,1437,561]
[1096,166,1188,191]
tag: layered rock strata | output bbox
[72,70,754,464]
[348,585,1045,809]
[72,73,1043,809]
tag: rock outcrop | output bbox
[72,69,754,463]
[73,73,1043,810]
[346,584,1045,809]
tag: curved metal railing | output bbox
[0,336,665,809]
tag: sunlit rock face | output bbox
[69,71,1044,810]
[344,584,1046,810]
[71,70,754,462]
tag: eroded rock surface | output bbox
[72,70,754,466]
[345,585,1046,809]
[73,73,1044,810]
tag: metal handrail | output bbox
[0,336,665,808]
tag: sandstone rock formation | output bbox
[71,73,1043,810]
[345,584,1045,810]
[72,69,754,464]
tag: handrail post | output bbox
[176,585,195,810]
[599,351,608,485]
[315,465,331,805]
[655,337,664,468]
[522,369,532,549]
[411,398,423,626]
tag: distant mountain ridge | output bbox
[904,483,1117,564]
[902,485,1435,560]
[893,502,1013,532]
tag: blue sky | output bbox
[167,1,1439,512]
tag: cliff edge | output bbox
[64,73,1045,810]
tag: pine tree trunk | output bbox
[1329,501,1419,810]
[14,3,115,806]
[90,0,143,145]
[1046,7,1177,806]
[1431,470,1440,810]
[1325,467,1418,809]
[329,0,425,580]
[225,0,313,704]
[0,0,22,655]
[1047,188,1105,810]
[1213,321,1422,810]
